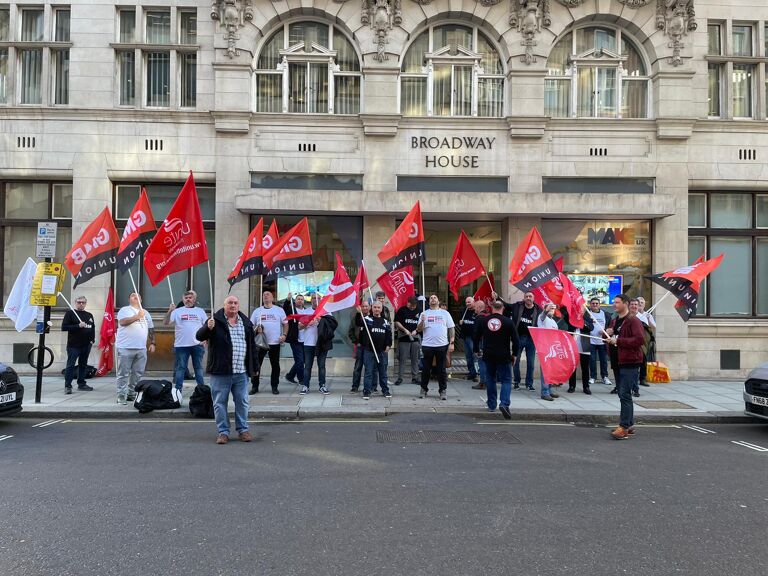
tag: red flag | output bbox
[528,327,578,384]
[143,172,209,286]
[377,202,425,272]
[95,287,116,377]
[446,230,486,301]
[262,217,314,279]
[353,260,370,295]
[262,219,279,252]
[65,207,120,288]
[648,253,724,321]
[560,274,585,329]
[376,266,415,311]
[508,227,558,292]
[117,187,156,273]
[473,273,496,308]
[531,256,564,308]
[287,253,356,323]
[228,217,264,288]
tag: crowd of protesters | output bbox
[61,288,655,443]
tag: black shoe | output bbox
[567,386,575,393]
[526,385,535,391]
[372,386,378,392]
[468,376,478,382]
[583,387,592,395]
[65,386,72,395]
[272,387,279,395]
[286,376,297,384]
[394,378,402,386]
[350,387,359,393]
[77,384,94,391]
[632,390,640,397]
[513,383,520,390]
[411,378,420,384]
[639,381,650,387]
[610,387,618,394]
[499,405,512,420]
[249,387,259,395]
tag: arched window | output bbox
[545,26,650,119]
[400,24,504,117]
[254,21,361,114]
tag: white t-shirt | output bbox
[537,313,558,330]
[637,311,656,328]
[589,309,607,345]
[116,306,154,349]
[250,305,287,345]
[419,309,455,347]
[169,306,207,347]
[297,308,316,345]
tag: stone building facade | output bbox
[0,0,766,379]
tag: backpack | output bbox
[317,315,339,352]
[60,364,98,379]
[133,379,181,414]
[188,383,214,419]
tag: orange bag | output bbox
[646,361,671,384]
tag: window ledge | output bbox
[705,55,768,64]
[0,41,72,49]
[110,43,199,51]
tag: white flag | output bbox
[3,257,39,332]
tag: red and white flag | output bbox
[377,202,425,272]
[287,253,356,323]
[508,227,558,292]
[376,266,415,311]
[262,219,279,252]
[446,230,485,301]
[528,327,578,384]
[95,287,116,377]
[262,218,314,279]
[117,187,156,273]
[228,217,264,289]
[65,207,120,288]
[143,172,209,286]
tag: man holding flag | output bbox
[61,295,95,394]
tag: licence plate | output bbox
[0,392,16,404]
[748,394,768,406]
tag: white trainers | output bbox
[603,377,612,386]
[588,378,595,385]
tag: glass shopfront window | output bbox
[542,220,652,303]
[249,215,363,358]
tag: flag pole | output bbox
[582,303,611,339]
[57,292,83,323]
[259,275,263,308]
[360,313,380,364]
[127,268,144,310]
[166,276,175,307]
[645,291,672,316]
[206,260,214,317]
[484,272,495,294]
[361,259,375,303]
[559,328,609,342]
[420,260,426,313]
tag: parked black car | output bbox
[0,363,24,417]
[744,363,768,421]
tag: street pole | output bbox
[34,255,51,404]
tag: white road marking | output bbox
[0,435,13,442]
[56,419,390,424]
[32,419,65,428]
[731,440,768,452]
[682,424,716,434]
[477,422,574,427]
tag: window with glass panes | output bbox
[114,7,198,109]
[707,23,723,117]
[400,24,504,117]
[688,192,768,316]
[2,6,71,105]
[0,181,73,303]
[545,26,650,119]
[254,21,361,114]
[113,184,215,310]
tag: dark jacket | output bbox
[317,315,338,353]
[356,314,392,352]
[473,313,520,363]
[459,308,477,339]
[607,313,645,366]
[507,300,542,329]
[282,299,301,344]
[348,311,365,345]
[61,310,95,348]
[195,309,259,376]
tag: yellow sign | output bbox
[30,262,67,307]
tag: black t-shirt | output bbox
[460,309,477,338]
[395,306,420,340]
[608,315,625,365]
[475,313,519,363]
[517,305,536,337]
[62,310,95,348]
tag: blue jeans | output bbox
[173,344,205,390]
[353,346,378,390]
[514,335,536,386]
[484,359,512,410]
[589,344,609,379]
[363,348,389,395]
[478,356,487,385]
[617,366,639,429]
[539,368,551,398]
[64,343,92,387]
[286,342,304,383]
[302,345,328,389]
[210,372,249,436]
[462,335,477,378]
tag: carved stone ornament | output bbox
[477,0,504,6]
[656,0,696,66]
[363,0,402,62]
[210,0,253,58]
[509,0,551,65]
[409,0,433,5]
[554,0,586,6]
[617,0,652,7]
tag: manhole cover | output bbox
[376,430,521,444]
[635,400,695,410]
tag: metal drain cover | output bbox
[635,400,696,410]
[376,430,521,445]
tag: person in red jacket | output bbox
[605,294,645,440]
